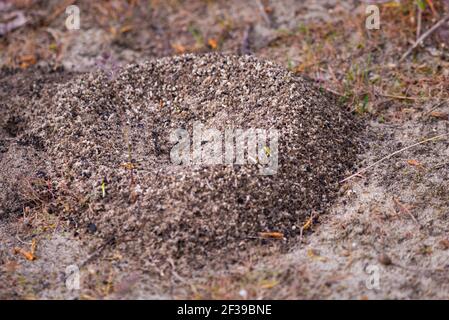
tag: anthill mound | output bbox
[0,66,74,220]
[29,53,362,270]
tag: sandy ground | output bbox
[1,0,448,299]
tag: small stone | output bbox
[378,253,392,266]
[87,223,97,234]
[238,289,248,298]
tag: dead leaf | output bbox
[13,238,37,261]
[121,162,135,170]
[258,232,284,239]
[429,111,448,120]
[259,279,279,289]
[438,239,449,250]
[407,159,422,167]
[307,248,327,261]
[109,26,117,36]
[171,43,186,54]
[19,54,36,69]
[207,38,218,49]
[14,247,35,261]
[120,25,133,34]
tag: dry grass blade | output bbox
[340,133,449,183]
[256,0,271,27]
[416,4,423,40]
[393,197,419,225]
[400,14,449,63]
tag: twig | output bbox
[377,93,424,100]
[45,0,76,26]
[432,161,449,170]
[256,0,271,27]
[167,258,187,284]
[391,261,447,274]
[393,197,419,226]
[15,234,31,246]
[80,236,116,268]
[421,100,448,118]
[324,87,344,97]
[400,14,449,63]
[299,212,318,245]
[416,4,422,41]
[340,133,449,183]
[240,24,252,55]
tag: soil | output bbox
[0,0,448,300]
